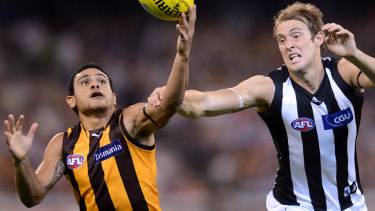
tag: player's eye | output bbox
[82,80,89,85]
[293,33,301,39]
[98,79,106,84]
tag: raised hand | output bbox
[176,5,197,57]
[148,86,166,107]
[4,114,38,163]
[322,23,357,57]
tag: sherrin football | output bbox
[138,0,194,21]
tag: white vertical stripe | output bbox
[325,67,361,202]
[311,102,340,209]
[281,78,312,207]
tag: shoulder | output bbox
[238,75,274,87]
[121,102,147,131]
[267,65,289,84]
[122,103,146,120]
[50,133,64,145]
[44,132,64,158]
[237,75,274,96]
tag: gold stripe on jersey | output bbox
[72,124,99,211]
[99,122,131,209]
[119,114,160,210]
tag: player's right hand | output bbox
[148,86,166,107]
[4,114,38,164]
[176,5,196,58]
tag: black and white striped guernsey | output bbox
[258,57,364,210]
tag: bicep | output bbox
[234,75,274,111]
[358,71,375,90]
[339,58,375,90]
[35,133,64,192]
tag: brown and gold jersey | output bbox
[62,109,161,211]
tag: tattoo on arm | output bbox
[43,159,65,191]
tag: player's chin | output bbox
[87,103,111,112]
[286,61,305,72]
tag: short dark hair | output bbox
[67,62,114,114]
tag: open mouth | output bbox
[289,53,301,61]
[90,92,104,98]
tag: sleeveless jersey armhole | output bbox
[119,111,156,151]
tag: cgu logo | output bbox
[291,118,315,132]
[322,107,353,130]
[66,154,84,170]
[334,114,351,124]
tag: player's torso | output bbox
[259,58,364,210]
[62,109,161,211]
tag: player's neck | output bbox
[78,107,115,131]
[289,61,324,94]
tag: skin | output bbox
[4,5,197,207]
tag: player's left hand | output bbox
[176,5,196,58]
[148,86,166,107]
[322,23,357,57]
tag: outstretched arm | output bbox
[148,75,274,118]
[124,5,197,140]
[323,23,375,90]
[4,115,64,207]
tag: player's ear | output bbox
[66,95,77,108]
[314,31,325,46]
[112,93,117,106]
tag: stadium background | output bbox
[0,0,375,210]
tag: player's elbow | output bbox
[21,198,42,208]
[177,108,203,119]
[20,193,44,208]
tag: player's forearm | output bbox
[345,49,375,84]
[14,157,45,207]
[160,53,189,115]
[179,88,246,118]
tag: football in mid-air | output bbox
[138,0,194,21]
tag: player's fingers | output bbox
[15,115,24,132]
[322,23,336,30]
[176,24,187,40]
[4,131,12,145]
[148,89,161,106]
[325,33,335,44]
[330,31,338,40]
[327,25,343,33]
[180,12,188,30]
[8,114,15,133]
[26,123,38,141]
[321,23,331,31]
[335,28,352,38]
[4,131,12,147]
[188,5,197,30]
[148,96,160,106]
[4,120,10,133]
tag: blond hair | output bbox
[273,2,324,39]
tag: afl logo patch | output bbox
[291,118,315,132]
[66,154,84,170]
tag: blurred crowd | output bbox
[1,1,375,210]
